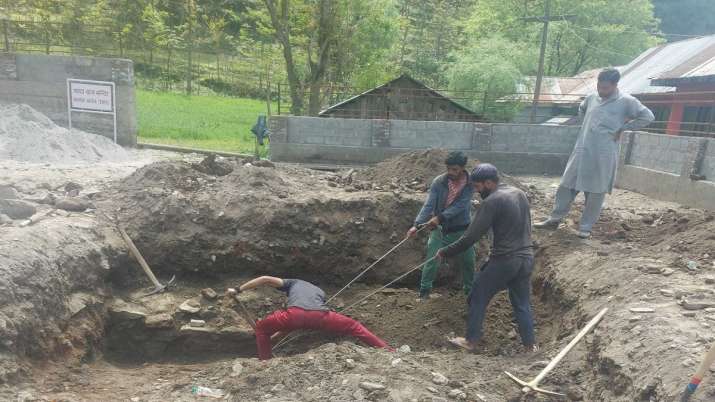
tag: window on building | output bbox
[681,106,714,134]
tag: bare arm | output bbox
[239,276,284,292]
[441,199,495,258]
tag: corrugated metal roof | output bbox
[608,35,715,95]
[684,57,715,77]
[515,68,600,104]
[529,34,715,101]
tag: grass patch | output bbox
[136,89,274,156]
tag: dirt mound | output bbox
[0,104,129,164]
[355,149,456,190]
[95,157,445,286]
[352,149,542,202]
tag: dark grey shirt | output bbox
[278,279,328,311]
[443,184,533,258]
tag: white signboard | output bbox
[69,81,114,112]
[67,79,117,143]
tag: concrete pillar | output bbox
[620,131,636,166]
[268,116,288,143]
[666,103,684,135]
[371,119,390,147]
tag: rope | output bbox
[274,224,439,351]
[274,255,438,351]
[340,256,437,314]
[326,225,427,304]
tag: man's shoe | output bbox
[416,289,430,301]
[533,219,560,229]
[577,230,591,239]
[523,344,539,354]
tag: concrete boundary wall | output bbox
[617,132,715,211]
[0,53,137,146]
[270,116,714,210]
[269,116,579,175]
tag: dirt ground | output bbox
[1,149,715,402]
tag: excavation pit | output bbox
[5,150,715,401]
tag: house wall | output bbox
[0,53,137,146]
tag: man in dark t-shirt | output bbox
[437,163,537,353]
[234,276,389,360]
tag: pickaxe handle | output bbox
[532,307,608,386]
[681,340,715,401]
[118,226,162,289]
[228,290,257,330]
[505,307,608,396]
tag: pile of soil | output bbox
[351,149,543,202]
[354,149,457,190]
[95,156,432,285]
[0,104,129,164]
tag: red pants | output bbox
[254,307,389,360]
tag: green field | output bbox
[136,90,274,156]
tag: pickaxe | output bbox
[117,225,175,297]
[504,307,608,397]
[227,288,256,330]
[680,339,715,401]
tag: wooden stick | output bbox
[505,307,608,395]
[117,226,162,289]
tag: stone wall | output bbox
[0,53,137,146]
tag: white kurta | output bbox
[560,90,654,194]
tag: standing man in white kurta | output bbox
[535,68,654,238]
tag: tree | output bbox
[261,0,340,115]
[465,0,661,76]
[141,3,170,64]
[653,0,715,41]
[392,0,475,87]
[447,36,532,121]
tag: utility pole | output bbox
[186,0,194,95]
[522,0,575,123]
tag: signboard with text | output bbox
[69,81,114,112]
[66,79,117,143]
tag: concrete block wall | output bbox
[286,116,373,147]
[389,120,473,149]
[617,131,715,211]
[491,124,580,154]
[700,140,715,181]
[629,133,691,175]
[269,116,579,175]
[0,53,137,146]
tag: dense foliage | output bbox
[1,0,699,118]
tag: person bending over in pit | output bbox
[438,163,538,353]
[406,151,476,300]
[232,276,390,360]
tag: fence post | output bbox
[2,19,9,53]
[277,83,281,115]
[481,90,489,115]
